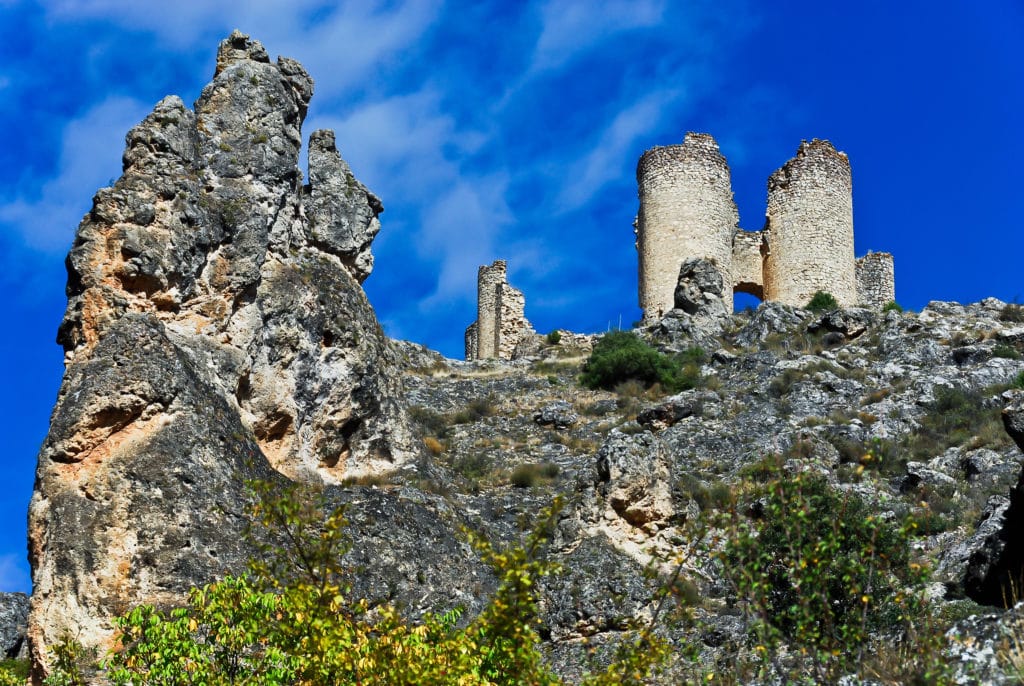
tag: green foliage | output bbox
[509,462,559,488]
[805,290,839,313]
[882,300,904,313]
[1013,370,1024,390]
[580,331,700,393]
[0,659,29,686]
[1001,300,1024,323]
[42,636,95,686]
[912,384,1008,456]
[42,481,676,685]
[449,396,497,425]
[993,343,1022,360]
[545,330,562,345]
[720,472,947,682]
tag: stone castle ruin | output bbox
[635,133,895,320]
[465,260,535,360]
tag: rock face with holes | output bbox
[28,30,416,673]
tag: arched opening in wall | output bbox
[734,284,763,314]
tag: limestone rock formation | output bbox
[0,593,28,659]
[28,30,419,672]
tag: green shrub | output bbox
[1001,301,1024,323]
[993,344,1022,360]
[39,483,675,686]
[883,300,904,313]
[510,462,559,488]
[721,472,946,682]
[909,385,1008,458]
[0,659,29,685]
[545,330,562,345]
[1013,371,1024,390]
[806,290,839,313]
[449,396,496,424]
[580,331,698,393]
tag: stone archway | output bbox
[733,283,763,313]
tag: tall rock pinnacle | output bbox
[28,30,414,674]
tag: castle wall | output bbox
[475,261,506,359]
[763,140,857,307]
[856,252,895,308]
[464,321,478,360]
[497,283,533,359]
[635,132,738,319]
[731,230,766,299]
[466,259,534,361]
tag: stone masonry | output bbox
[635,133,894,319]
[856,252,896,308]
[763,139,856,306]
[635,133,738,318]
[465,260,534,360]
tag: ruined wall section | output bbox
[636,132,738,319]
[464,322,478,361]
[474,261,506,359]
[731,230,766,299]
[763,140,857,307]
[856,252,895,308]
[497,283,534,359]
[466,260,534,361]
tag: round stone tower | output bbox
[475,260,506,359]
[763,139,856,307]
[635,132,738,320]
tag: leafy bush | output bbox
[720,472,948,682]
[580,331,699,393]
[510,462,559,488]
[910,385,1008,457]
[39,482,675,685]
[993,343,1022,360]
[545,330,562,345]
[806,290,839,313]
[883,300,904,313]
[0,659,29,686]
[1001,301,1024,323]
[450,396,497,424]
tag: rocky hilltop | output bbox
[20,30,1024,684]
[26,30,469,674]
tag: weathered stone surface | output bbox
[673,257,727,318]
[29,30,417,674]
[595,431,673,527]
[807,307,876,340]
[0,593,28,659]
[733,301,809,346]
[533,401,578,430]
[637,394,698,430]
[305,129,382,282]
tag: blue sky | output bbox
[1,1,1022,592]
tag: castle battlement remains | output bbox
[465,260,534,360]
[635,133,894,320]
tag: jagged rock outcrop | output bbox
[28,31,422,674]
[964,391,1024,604]
[0,593,28,659]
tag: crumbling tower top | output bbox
[635,132,739,319]
[763,139,857,306]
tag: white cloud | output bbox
[0,95,149,253]
[529,0,666,73]
[45,0,443,98]
[0,553,30,593]
[556,87,684,209]
[307,90,512,310]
